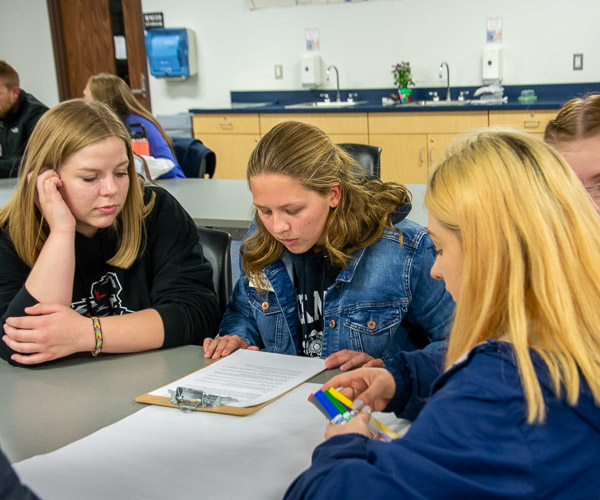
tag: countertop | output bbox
[190,83,600,114]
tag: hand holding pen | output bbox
[321,367,397,413]
[309,383,400,442]
[324,402,372,439]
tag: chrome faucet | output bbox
[326,65,341,102]
[439,61,451,101]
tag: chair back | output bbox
[197,227,233,314]
[172,137,217,178]
[338,143,382,179]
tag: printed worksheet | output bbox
[149,350,325,407]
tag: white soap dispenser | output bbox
[482,45,503,83]
[301,53,322,88]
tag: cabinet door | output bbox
[370,134,428,184]
[195,134,260,179]
[193,114,260,134]
[259,113,368,136]
[427,133,456,177]
[488,110,557,136]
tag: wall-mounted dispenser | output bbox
[301,53,322,88]
[482,45,503,83]
[145,28,197,79]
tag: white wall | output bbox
[2,0,599,114]
[141,0,600,113]
[0,0,59,106]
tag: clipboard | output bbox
[135,352,325,416]
[136,363,275,416]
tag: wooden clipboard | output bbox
[135,362,312,416]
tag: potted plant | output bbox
[392,62,414,103]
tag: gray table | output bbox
[0,346,340,463]
[155,178,254,229]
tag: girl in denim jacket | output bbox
[204,121,455,370]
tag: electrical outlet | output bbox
[274,64,283,79]
[573,53,583,71]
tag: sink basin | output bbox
[408,100,471,107]
[231,101,276,109]
[285,100,368,109]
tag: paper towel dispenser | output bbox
[145,28,197,78]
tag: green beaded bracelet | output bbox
[91,316,103,356]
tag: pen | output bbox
[327,387,400,441]
[323,389,355,421]
[327,387,354,411]
[312,390,346,425]
[308,393,329,420]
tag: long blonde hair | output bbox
[0,99,154,268]
[425,128,600,423]
[87,73,175,152]
[243,121,410,288]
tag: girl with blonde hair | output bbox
[83,73,185,179]
[204,121,454,370]
[285,129,600,498]
[0,99,219,366]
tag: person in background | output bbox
[0,99,220,366]
[204,121,455,370]
[0,60,48,178]
[83,73,185,179]
[545,93,600,210]
[284,129,600,499]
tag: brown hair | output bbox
[0,99,154,268]
[544,93,600,145]
[86,73,174,152]
[242,121,410,290]
[0,60,19,88]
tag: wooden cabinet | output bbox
[369,111,488,183]
[488,110,556,137]
[192,114,260,179]
[259,113,369,144]
[192,108,557,182]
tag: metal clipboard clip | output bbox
[168,386,239,412]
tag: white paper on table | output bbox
[14,383,328,500]
[149,349,325,407]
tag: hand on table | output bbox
[3,303,92,365]
[324,349,385,371]
[203,334,259,360]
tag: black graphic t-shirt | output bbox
[0,186,220,365]
[290,250,338,357]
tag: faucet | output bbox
[439,61,451,101]
[326,65,341,102]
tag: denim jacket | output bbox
[219,220,455,360]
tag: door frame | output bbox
[46,0,151,110]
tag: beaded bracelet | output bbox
[91,316,103,356]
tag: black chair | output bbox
[197,227,233,315]
[172,137,217,178]
[338,143,382,179]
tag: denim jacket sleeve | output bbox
[216,270,265,348]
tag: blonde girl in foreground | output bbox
[285,129,600,499]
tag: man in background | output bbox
[0,60,48,178]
